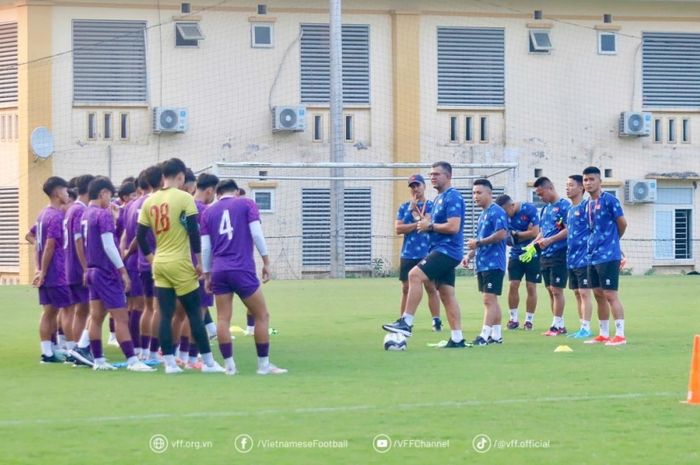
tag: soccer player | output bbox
[201,179,287,375]
[137,158,225,374]
[81,176,154,372]
[582,166,628,346]
[194,173,219,339]
[532,177,570,336]
[382,161,467,348]
[495,194,541,330]
[565,175,594,339]
[395,174,442,331]
[34,177,72,363]
[464,179,508,345]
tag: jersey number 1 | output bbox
[150,203,171,235]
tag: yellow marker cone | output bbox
[554,345,573,353]
[229,325,245,334]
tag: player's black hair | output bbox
[117,181,136,200]
[121,176,136,185]
[216,179,239,196]
[144,165,163,189]
[569,174,584,185]
[495,194,512,207]
[137,170,149,191]
[75,175,95,196]
[161,158,187,178]
[88,176,116,200]
[533,176,553,188]
[582,166,601,177]
[185,168,196,184]
[42,176,69,197]
[473,178,493,190]
[431,161,452,176]
[237,188,246,196]
[197,173,220,191]
[68,188,78,201]
[68,177,78,189]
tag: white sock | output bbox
[554,316,564,328]
[401,313,415,326]
[40,340,53,356]
[479,325,492,340]
[614,319,625,337]
[450,330,463,343]
[509,309,518,322]
[492,325,502,340]
[599,320,610,337]
[581,320,591,331]
[202,352,215,367]
[57,334,66,347]
[258,356,270,369]
[526,312,534,323]
[78,329,90,348]
[95,356,106,365]
[163,354,177,368]
[150,350,159,359]
[127,356,138,365]
[134,347,141,357]
[205,322,217,335]
[224,357,236,370]
[246,325,255,333]
[65,341,76,351]
[110,332,116,338]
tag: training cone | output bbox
[554,345,573,353]
[682,335,700,405]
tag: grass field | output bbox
[1,275,699,465]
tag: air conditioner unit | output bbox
[272,106,305,132]
[624,179,657,204]
[153,107,188,134]
[618,111,652,137]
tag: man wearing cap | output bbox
[394,174,442,331]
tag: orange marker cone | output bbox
[682,335,700,405]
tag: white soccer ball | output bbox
[383,332,407,351]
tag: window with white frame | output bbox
[479,116,489,143]
[653,118,662,143]
[103,113,112,140]
[529,29,553,53]
[72,20,147,104]
[251,23,273,48]
[642,32,700,108]
[253,190,274,213]
[344,114,354,142]
[682,118,691,143]
[176,22,204,47]
[598,32,617,54]
[119,113,129,140]
[668,118,676,143]
[87,112,97,140]
[654,186,693,260]
[312,114,323,142]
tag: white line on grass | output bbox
[0,391,679,427]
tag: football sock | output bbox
[614,319,625,337]
[450,330,463,343]
[509,309,518,322]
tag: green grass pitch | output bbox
[0,275,699,465]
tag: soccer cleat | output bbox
[63,354,77,365]
[201,362,226,373]
[487,337,503,344]
[382,318,413,337]
[472,336,489,346]
[605,335,627,346]
[93,361,117,371]
[443,339,470,348]
[257,364,288,375]
[432,318,443,332]
[567,328,593,339]
[507,320,520,330]
[70,347,95,367]
[127,360,157,372]
[40,354,64,364]
[225,366,237,376]
[165,364,184,374]
[242,329,254,336]
[186,360,203,370]
[523,321,534,331]
[543,326,567,336]
[107,334,119,347]
[583,335,610,344]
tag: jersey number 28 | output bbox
[150,203,171,235]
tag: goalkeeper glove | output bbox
[519,243,540,263]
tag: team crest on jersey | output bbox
[553,208,559,213]
[521,215,528,221]
[574,211,580,216]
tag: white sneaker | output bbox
[165,364,183,374]
[225,365,237,376]
[127,360,156,372]
[201,362,226,373]
[93,361,116,371]
[107,334,119,347]
[256,363,288,375]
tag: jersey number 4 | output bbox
[150,203,171,235]
[219,210,234,240]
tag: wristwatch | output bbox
[428,222,434,232]
[476,240,482,247]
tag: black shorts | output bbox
[541,263,568,288]
[568,267,591,290]
[477,270,505,295]
[507,256,541,283]
[589,260,620,291]
[399,258,422,282]
[417,252,460,288]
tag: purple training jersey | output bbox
[131,194,156,272]
[83,205,118,272]
[201,196,260,273]
[64,201,87,285]
[35,206,67,287]
[123,197,143,271]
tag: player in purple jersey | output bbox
[76,177,154,372]
[34,177,72,363]
[202,179,287,375]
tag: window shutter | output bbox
[0,22,18,105]
[0,187,19,269]
[643,32,700,108]
[72,20,148,103]
[437,27,505,107]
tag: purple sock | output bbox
[128,311,142,343]
[219,342,233,359]
[188,345,198,358]
[255,342,270,358]
[246,314,255,327]
[179,336,190,354]
[109,317,115,333]
[140,335,151,351]
[51,333,57,345]
[90,339,103,359]
[149,337,160,353]
[119,340,135,359]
